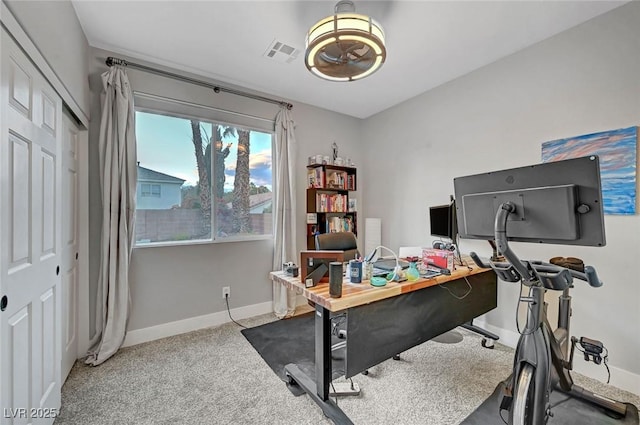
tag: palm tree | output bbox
[206,124,233,201]
[232,129,251,233]
[189,120,211,220]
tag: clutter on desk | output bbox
[300,250,344,286]
[422,247,454,271]
[362,260,372,281]
[283,262,299,277]
[370,276,387,287]
[406,262,420,281]
[329,262,343,297]
[348,259,363,283]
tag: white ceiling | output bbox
[72,1,626,119]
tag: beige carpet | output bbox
[54,314,639,425]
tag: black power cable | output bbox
[225,294,247,329]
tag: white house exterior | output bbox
[137,165,185,209]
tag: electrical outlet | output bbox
[222,286,230,299]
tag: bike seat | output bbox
[550,257,584,272]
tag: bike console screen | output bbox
[453,155,606,247]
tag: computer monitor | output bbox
[429,200,457,241]
[453,155,606,246]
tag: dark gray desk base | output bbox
[284,271,497,425]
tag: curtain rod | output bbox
[105,56,293,110]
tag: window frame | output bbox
[140,183,161,198]
[133,96,276,248]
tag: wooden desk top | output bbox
[269,257,492,312]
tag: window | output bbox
[134,97,274,246]
[140,183,161,198]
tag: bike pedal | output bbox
[579,336,605,366]
[579,337,603,354]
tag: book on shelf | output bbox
[347,174,356,191]
[315,193,348,212]
[307,167,325,188]
[326,216,354,233]
[325,170,347,189]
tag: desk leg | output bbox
[283,304,354,425]
[316,303,331,400]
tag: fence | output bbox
[135,209,272,243]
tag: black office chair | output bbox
[314,231,359,261]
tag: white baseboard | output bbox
[122,301,273,348]
[471,319,639,397]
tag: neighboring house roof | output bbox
[249,192,273,208]
[138,165,185,184]
[226,192,272,210]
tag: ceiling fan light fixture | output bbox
[305,0,386,82]
[310,67,351,82]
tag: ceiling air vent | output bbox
[263,39,300,64]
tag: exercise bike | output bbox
[470,201,629,425]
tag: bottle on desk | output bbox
[406,262,420,282]
[349,259,362,283]
[362,261,372,281]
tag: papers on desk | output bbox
[372,258,409,271]
[371,266,442,279]
[420,269,442,279]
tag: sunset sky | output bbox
[136,111,273,190]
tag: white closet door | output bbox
[61,112,80,383]
[1,29,63,425]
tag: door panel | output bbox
[9,135,31,269]
[8,307,31,424]
[41,94,56,136]
[40,288,56,403]
[41,151,56,258]
[8,57,31,117]
[61,113,79,382]
[1,29,62,425]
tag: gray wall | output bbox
[4,0,90,118]
[88,47,363,333]
[361,2,639,381]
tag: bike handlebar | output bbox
[469,201,605,290]
[585,265,603,288]
[470,252,604,288]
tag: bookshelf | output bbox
[306,164,357,249]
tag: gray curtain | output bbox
[86,66,137,365]
[272,107,297,318]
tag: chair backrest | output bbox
[315,232,359,262]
